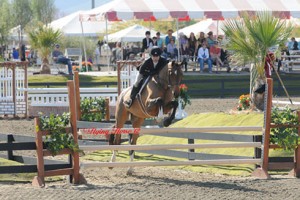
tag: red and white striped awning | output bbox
[81,0,300,22]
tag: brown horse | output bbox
[109,60,184,174]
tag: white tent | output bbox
[107,25,161,43]
[49,11,113,36]
[173,19,225,38]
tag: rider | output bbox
[124,46,169,108]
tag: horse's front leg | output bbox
[163,100,178,127]
[147,97,163,108]
[127,117,144,175]
[127,133,139,175]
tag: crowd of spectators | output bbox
[139,29,230,73]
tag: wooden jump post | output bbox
[73,71,110,122]
[32,79,82,187]
[252,78,300,178]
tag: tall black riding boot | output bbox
[124,85,140,108]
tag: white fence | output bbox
[0,63,28,116]
[120,64,139,91]
[18,88,118,107]
[117,61,142,94]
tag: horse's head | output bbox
[167,60,184,98]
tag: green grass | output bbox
[0,158,62,182]
[28,74,117,83]
[28,73,300,97]
[28,74,118,88]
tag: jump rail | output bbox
[81,159,261,169]
[80,142,261,151]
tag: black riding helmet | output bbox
[150,46,162,56]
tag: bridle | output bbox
[155,61,182,91]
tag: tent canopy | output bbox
[107,25,163,42]
[49,11,113,36]
[173,19,224,38]
[81,0,300,22]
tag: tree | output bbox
[222,12,292,110]
[31,0,57,25]
[28,24,62,74]
[0,0,12,56]
[11,0,32,56]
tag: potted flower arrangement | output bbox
[175,84,191,119]
[237,94,251,111]
[81,61,93,72]
[178,84,191,109]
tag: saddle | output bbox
[123,76,158,118]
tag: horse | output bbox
[109,60,184,174]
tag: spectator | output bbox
[153,36,158,46]
[179,33,189,72]
[156,32,164,50]
[198,32,206,45]
[52,44,73,75]
[94,43,101,71]
[167,39,178,59]
[12,48,19,61]
[165,29,176,46]
[21,44,26,61]
[198,42,212,73]
[210,41,223,73]
[207,31,215,48]
[291,37,299,50]
[188,32,197,61]
[197,32,208,55]
[141,31,153,55]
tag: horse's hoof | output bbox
[163,119,171,127]
[126,168,134,176]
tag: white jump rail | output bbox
[18,87,118,107]
[81,159,261,168]
[78,126,262,135]
[80,126,262,169]
[80,142,261,151]
[272,100,300,105]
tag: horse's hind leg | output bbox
[127,116,144,175]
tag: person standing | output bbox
[207,31,215,48]
[141,31,154,57]
[12,48,19,61]
[188,32,197,62]
[94,43,101,71]
[21,44,26,61]
[156,32,164,50]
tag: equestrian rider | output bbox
[124,46,169,108]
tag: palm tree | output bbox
[222,11,292,110]
[28,24,62,74]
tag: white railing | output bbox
[120,63,139,91]
[18,88,118,107]
[0,67,13,101]
[272,100,300,105]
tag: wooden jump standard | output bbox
[253,78,300,178]
[32,73,299,186]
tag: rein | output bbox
[155,62,180,90]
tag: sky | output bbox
[54,0,112,16]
